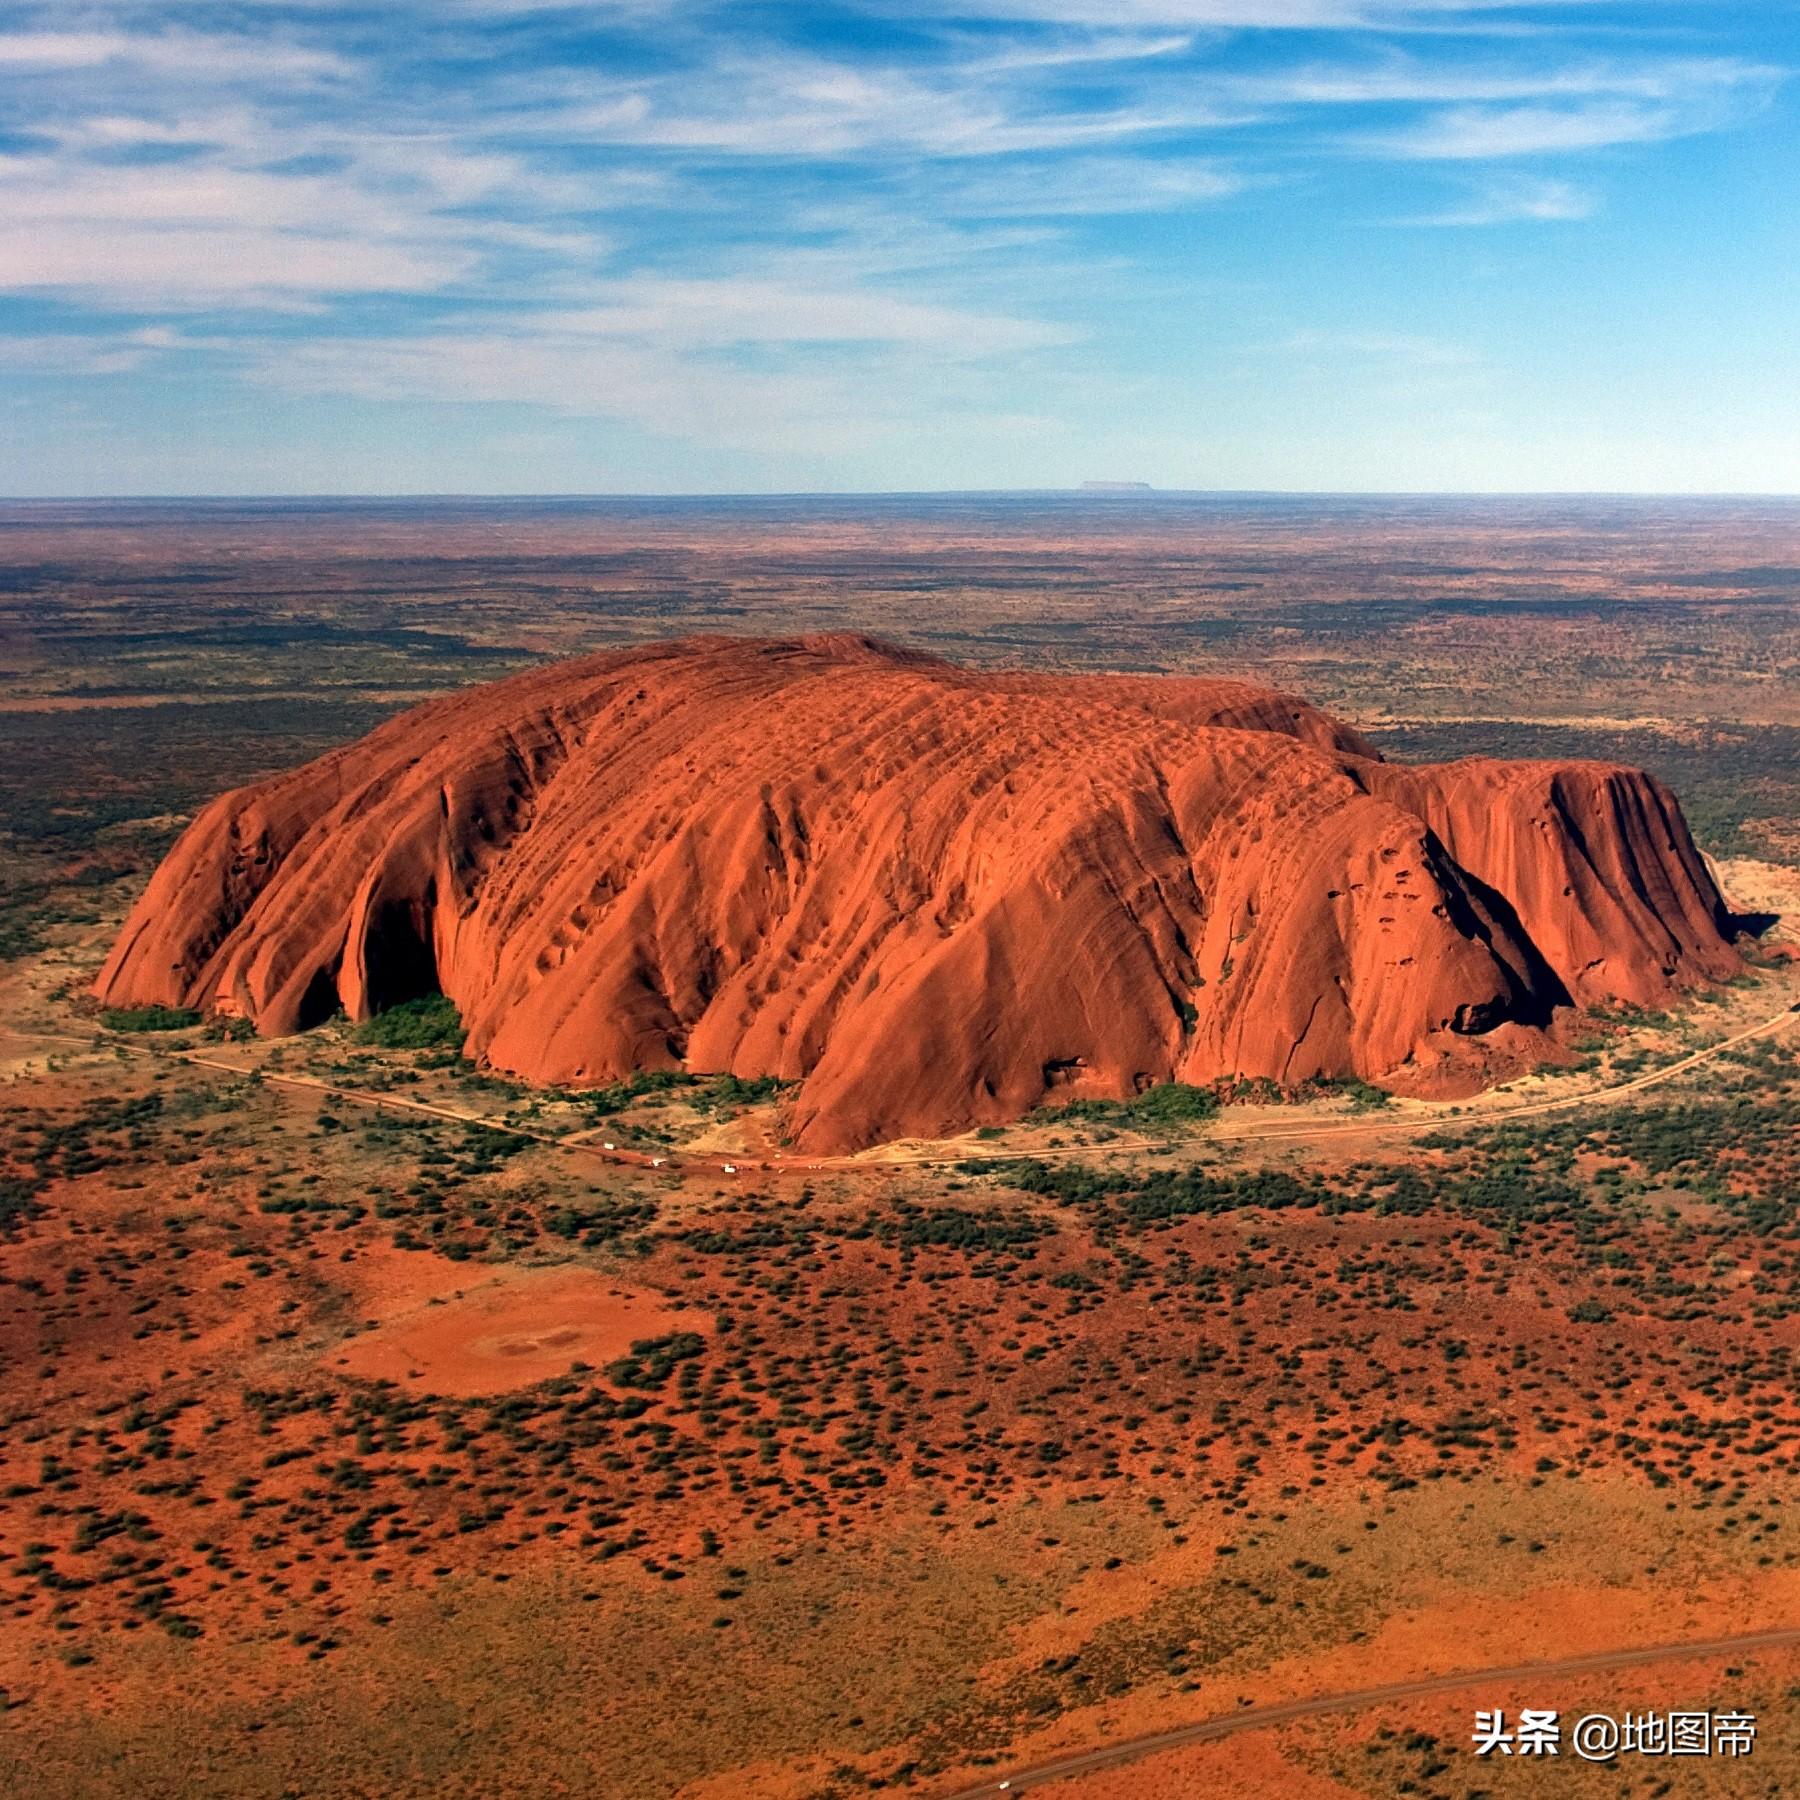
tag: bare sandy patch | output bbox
[328,1262,703,1396]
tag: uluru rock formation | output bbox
[95,634,1747,1151]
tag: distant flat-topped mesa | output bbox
[96,633,1747,1151]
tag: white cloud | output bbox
[1,0,1788,493]
[864,0,1604,26]
[951,30,1198,73]
[253,330,1045,457]
[3,222,474,301]
[1230,53,1774,108]
[524,36,1775,174]
[0,326,178,374]
[0,30,349,81]
[547,49,1244,160]
[0,119,610,305]
[931,154,1246,214]
[224,260,1075,457]
[1400,171,1595,223]
[1368,97,1689,158]
[535,278,1072,352]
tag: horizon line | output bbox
[5,487,1800,504]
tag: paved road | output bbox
[10,994,1799,1181]
[940,1624,1800,1796]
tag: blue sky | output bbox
[2,1,1795,494]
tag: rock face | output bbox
[95,634,1745,1151]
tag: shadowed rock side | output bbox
[95,634,1746,1151]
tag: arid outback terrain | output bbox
[5,496,1800,1799]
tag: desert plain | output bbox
[5,494,1800,1797]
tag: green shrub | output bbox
[607,1332,706,1389]
[100,1005,201,1033]
[579,1070,699,1114]
[354,995,464,1050]
[1048,1081,1219,1131]
[1129,1082,1220,1126]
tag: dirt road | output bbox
[940,1624,1800,1796]
[886,994,1800,1173]
[10,994,1797,1182]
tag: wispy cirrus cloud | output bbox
[1228,52,1775,108]
[0,133,602,303]
[224,266,1075,457]
[1367,95,1694,157]
[252,327,1063,458]
[929,154,1247,214]
[865,0,1624,27]
[1397,170,1595,222]
[533,277,1075,352]
[544,44,1243,160]
[0,0,1790,487]
[521,36,1775,182]
[0,325,181,374]
[0,29,350,80]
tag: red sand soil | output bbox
[95,633,1744,1151]
[1038,1630,1800,1800]
[328,1263,703,1397]
[945,1559,1800,1800]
